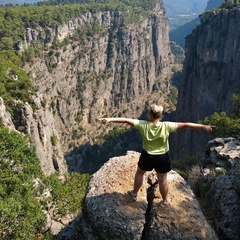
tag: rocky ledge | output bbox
[59,151,218,239]
[197,137,240,240]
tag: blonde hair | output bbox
[148,104,163,119]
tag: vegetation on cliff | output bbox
[0,0,158,111]
[0,127,89,239]
[221,0,240,7]
[0,0,157,46]
[172,94,240,179]
[200,0,240,21]
[203,94,240,140]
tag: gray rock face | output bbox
[146,170,218,240]
[198,138,240,240]
[174,7,240,160]
[81,151,147,240]
[75,151,218,240]
[20,1,175,174]
[0,97,15,131]
[24,101,67,175]
[0,97,67,176]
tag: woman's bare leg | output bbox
[156,172,169,201]
[133,167,146,194]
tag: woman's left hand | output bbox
[99,118,109,124]
[204,125,215,133]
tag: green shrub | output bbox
[104,127,128,140]
[51,134,57,146]
[202,94,240,140]
[0,127,45,239]
[0,127,90,238]
[45,172,90,216]
[211,168,226,178]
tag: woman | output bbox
[100,104,214,207]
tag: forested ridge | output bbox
[0,0,157,41]
[0,0,157,113]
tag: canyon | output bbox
[1,0,240,238]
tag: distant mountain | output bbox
[169,17,199,49]
[163,0,208,17]
[163,0,208,34]
[164,0,223,48]
[205,0,224,10]
[0,0,40,5]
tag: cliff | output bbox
[2,2,240,238]
[173,7,240,160]
[16,0,176,175]
[200,138,240,239]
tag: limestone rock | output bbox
[198,138,240,240]
[0,97,16,131]
[21,100,67,176]
[21,0,175,176]
[174,7,240,160]
[146,171,218,240]
[75,151,217,240]
[81,151,147,240]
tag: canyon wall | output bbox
[173,7,240,160]
[16,0,176,175]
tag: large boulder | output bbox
[66,151,218,239]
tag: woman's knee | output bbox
[136,167,146,175]
[157,172,168,183]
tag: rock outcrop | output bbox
[57,137,240,239]
[0,96,67,176]
[20,98,67,175]
[0,97,15,131]
[58,151,218,239]
[196,137,240,240]
[174,7,240,160]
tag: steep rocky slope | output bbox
[16,1,177,175]
[173,7,240,160]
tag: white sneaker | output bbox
[128,190,137,201]
[160,198,171,207]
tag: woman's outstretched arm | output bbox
[99,117,137,126]
[177,122,215,133]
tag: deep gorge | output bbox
[1,0,240,238]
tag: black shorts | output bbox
[138,150,171,174]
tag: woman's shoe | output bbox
[160,198,171,207]
[128,190,137,201]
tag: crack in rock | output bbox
[141,176,158,240]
